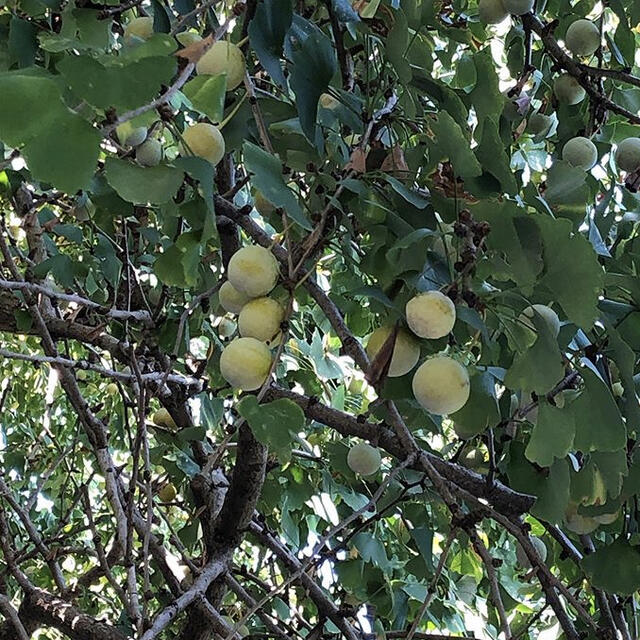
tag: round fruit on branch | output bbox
[365,326,420,378]
[406,290,456,339]
[220,337,272,391]
[181,123,225,166]
[227,245,280,298]
[412,356,470,415]
[347,443,382,476]
[196,41,246,90]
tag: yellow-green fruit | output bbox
[124,16,154,42]
[136,138,163,166]
[562,136,597,171]
[612,381,624,398]
[220,337,272,391]
[116,123,147,147]
[181,123,225,166]
[238,297,284,343]
[565,503,598,534]
[254,191,276,216]
[196,41,246,90]
[503,0,534,14]
[519,304,560,338]
[554,74,586,105]
[176,31,202,47]
[106,383,119,396]
[406,290,456,339]
[565,19,600,57]
[219,281,251,314]
[347,443,382,476]
[158,483,177,502]
[527,112,554,137]
[615,138,640,172]
[594,511,619,525]
[227,245,279,298]
[319,92,340,109]
[412,356,470,415]
[478,0,509,24]
[152,408,177,430]
[365,326,420,378]
[516,536,547,568]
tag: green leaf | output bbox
[537,216,604,328]
[248,0,292,89]
[289,30,337,141]
[57,55,177,111]
[474,117,517,194]
[9,17,38,68]
[571,365,627,453]
[426,111,482,179]
[469,48,503,123]
[525,401,575,468]
[242,142,311,229]
[582,540,640,596]
[182,73,227,123]
[450,369,500,438]
[504,315,564,395]
[543,161,589,221]
[352,532,391,573]
[385,9,411,83]
[154,244,189,288]
[104,158,184,205]
[237,396,305,463]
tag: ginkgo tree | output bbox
[0,0,640,639]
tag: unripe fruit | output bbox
[527,112,553,137]
[516,536,547,568]
[220,337,272,391]
[136,138,163,166]
[565,504,598,534]
[116,123,147,148]
[593,511,619,525]
[366,327,420,378]
[219,280,251,314]
[227,245,279,298]
[478,0,509,24]
[518,304,560,338]
[181,123,225,166]
[565,19,600,57]
[406,290,456,339]
[124,16,154,42]
[347,443,382,476]
[562,136,598,171]
[615,138,640,172]
[319,93,340,110]
[612,381,624,398]
[553,74,586,105]
[412,356,470,415]
[254,190,275,216]
[106,383,119,396]
[176,31,202,47]
[152,408,177,430]
[158,483,177,502]
[238,297,284,343]
[196,41,246,90]
[503,0,534,14]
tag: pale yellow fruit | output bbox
[220,337,272,391]
[612,381,624,398]
[565,503,598,534]
[227,245,280,298]
[238,297,284,343]
[365,326,420,378]
[562,136,597,171]
[553,74,586,105]
[196,41,246,90]
[615,138,640,172]
[116,122,147,147]
[519,304,560,338]
[503,0,533,14]
[181,123,225,166]
[319,92,340,109]
[176,31,202,47]
[124,16,154,42]
[516,536,547,568]
[347,443,382,476]
[478,0,509,24]
[565,19,600,57]
[254,190,276,216]
[135,138,163,166]
[406,290,456,339]
[158,483,177,502]
[219,280,251,314]
[105,383,119,396]
[412,356,470,415]
[152,408,177,430]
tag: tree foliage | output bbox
[0,0,640,639]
